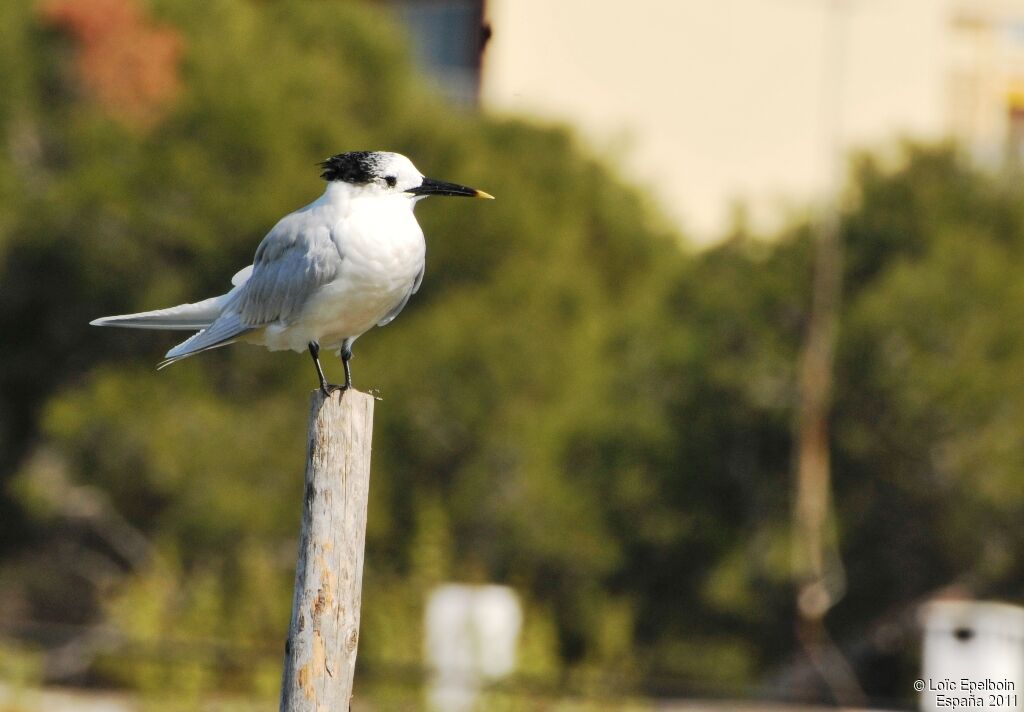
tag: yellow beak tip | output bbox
[475,190,495,200]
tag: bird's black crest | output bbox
[320,151,384,183]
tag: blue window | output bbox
[386,0,488,106]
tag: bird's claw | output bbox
[320,383,347,398]
[367,388,383,401]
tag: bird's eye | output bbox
[384,176,397,188]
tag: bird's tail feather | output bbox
[90,296,225,331]
[157,314,252,370]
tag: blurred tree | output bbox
[833,146,1024,640]
[0,0,683,702]
[40,0,184,127]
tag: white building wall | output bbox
[481,0,1024,243]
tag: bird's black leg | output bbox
[340,341,354,390]
[308,341,341,396]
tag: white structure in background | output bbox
[481,0,1024,243]
[919,600,1024,712]
[425,584,522,712]
[949,2,1024,166]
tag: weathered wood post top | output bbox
[280,389,375,712]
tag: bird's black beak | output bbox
[408,177,494,199]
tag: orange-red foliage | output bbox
[40,0,183,128]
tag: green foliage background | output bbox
[1,0,1024,708]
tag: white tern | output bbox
[91,151,493,393]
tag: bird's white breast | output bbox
[260,196,425,352]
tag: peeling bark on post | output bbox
[280,390,374,712]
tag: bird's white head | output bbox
[319,151,493,202]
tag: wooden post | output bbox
[280,390,374,712]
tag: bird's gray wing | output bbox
[376,264,424,327]
[155,213,342,368]
[233,216,343,327]
[158,313,249,368]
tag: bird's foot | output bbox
[366,387,383,401]
[320,382,348,398]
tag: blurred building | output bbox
[950,1,1024,166]
[477,0,1024,243]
